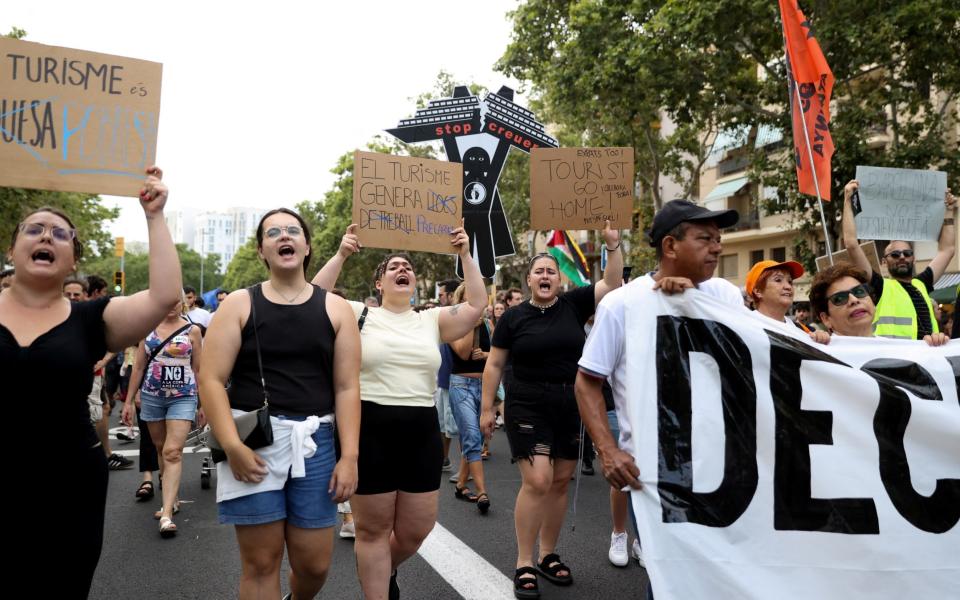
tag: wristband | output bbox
[605,241,621,251]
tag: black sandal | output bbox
[513,566,540,599]
[537,553,573,586]
[454,486,479,502]
[135,481,154,502]
[476,492,490,514]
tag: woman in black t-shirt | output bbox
[0,167,183,598]
[480,224,623,597]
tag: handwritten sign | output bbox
[816,241,881,274]
[352,150,462,254]
[530,147,634,230]
[0,38,162,197]
[854,166,946,241]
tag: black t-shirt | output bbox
[492,284,595,384]
[450,323,491,375]
[1,297,109,451]
[870,267,935,338]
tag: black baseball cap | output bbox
[647,200,740,247]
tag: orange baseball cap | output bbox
[745,260,804,297]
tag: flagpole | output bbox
[793,80,835,265]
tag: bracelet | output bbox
[945,218,955,226]
[605,241,621,251]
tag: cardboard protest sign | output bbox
[0,38,162,197]
[815,241,881,274]
[352,151,462,254]
[387,85,558,278]
[530,147,634,230]
[854,166,947,241]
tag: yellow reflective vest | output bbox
[872,278,939,339]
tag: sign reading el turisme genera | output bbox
[0,37,162,197]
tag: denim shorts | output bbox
[139,392,197,422]
[218,421,337,529]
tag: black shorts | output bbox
[356,401,443,495]
[504,379,584,462]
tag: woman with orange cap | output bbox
[745,259,820,337]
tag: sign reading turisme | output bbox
[352,150,462,254]
[0,37,162,197]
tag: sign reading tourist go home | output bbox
[387,85,558,278]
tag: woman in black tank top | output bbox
[199,208,361,600]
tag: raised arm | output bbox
[438,224,485,342]
[594,220,624,306]
[312,224,360,290]
[841,180,873,277]
[103,167,182,351]
[928,188,957,282]
[479,346,509,438]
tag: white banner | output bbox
[623,289,960,600]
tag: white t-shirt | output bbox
[578,274,745,451]
[350,301,442,408]
[187,307,212,329]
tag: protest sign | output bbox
[530,147,634,230]
[621,287,959,600]
[0,37,162,197]
[815,240,881,274]
[853,166,947,241]
[352,150,462,254]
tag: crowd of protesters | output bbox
[2,162,956,600]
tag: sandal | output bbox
[476,492,490,515]
[513,566,540,599]
[158,516,177,538]
[454,486,479,502]
[135,481,154,502]
[481,449,491,460]
[154,501,180,520]
[537,553,573,586]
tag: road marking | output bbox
[418,522,514,600]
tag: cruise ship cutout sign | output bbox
[388,85,558,278]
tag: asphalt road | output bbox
[92,416,650,599]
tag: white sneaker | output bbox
[339,521,356,539]
[631,539,645,567]
[609,531,629,567]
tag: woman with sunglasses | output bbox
[0,167,181,598]
[479,222,622,599]
[199,208,361,600]
[313,222,486,600]
[810,264,949,346]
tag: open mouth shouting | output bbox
[277,244,296,258]
[395,273,411,286]
[31,248,55,265]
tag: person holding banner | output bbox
[199,208,360,600]
[842,180,957,340]
[313,223,487,600]
[479,221,622,598]
[809,263,950,347]
[0,167,181,598]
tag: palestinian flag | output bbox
[546,230,591,287]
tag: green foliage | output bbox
[499,0,960,266]
[223,238,268,292]
[83,244,221,295]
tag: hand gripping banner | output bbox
[622,289,959,599]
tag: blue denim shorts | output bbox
[139,392,197,422]
[218,421,337,529]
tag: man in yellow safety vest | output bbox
[841,179,957,339]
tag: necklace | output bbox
[529,297,558,314]
[270,281,308,303]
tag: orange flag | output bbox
[779,0,834,201]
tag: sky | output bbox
[2,0,525,243]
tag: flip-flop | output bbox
[135,481,154,502]
[159,516,177,538]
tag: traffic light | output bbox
[113,271,124,293]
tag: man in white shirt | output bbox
[575,200,743,597]
[183,286,212,330]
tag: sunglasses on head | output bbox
[19,222,76,242]
[827,283,871,307]
[265,225,302,239]
[884,249,913,259]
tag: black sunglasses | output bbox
[827,283,871,307]
[884,249,914,259]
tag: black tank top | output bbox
[229,284,336,417]
[450,323,491,374]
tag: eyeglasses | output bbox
[884,249,914,259]
[827,283,871,307]
[265,225,302,239]
[19,222,76,242]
